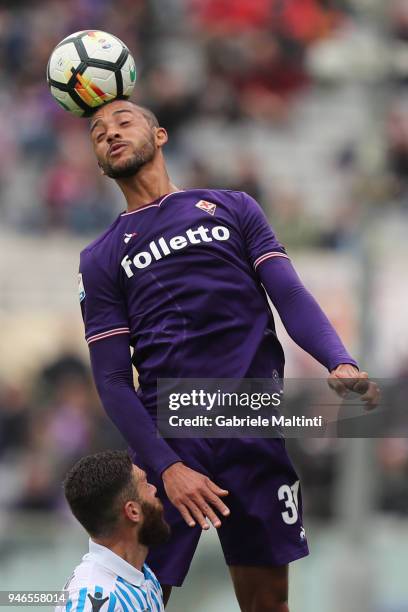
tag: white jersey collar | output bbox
[85,539,146,587]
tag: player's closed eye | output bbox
[120,121,130,127]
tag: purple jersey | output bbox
[79,189,288,411]
[78,188,360,584]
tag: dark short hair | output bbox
[64,450,138,537]
[137,104,159,129]
[89,98,159,128]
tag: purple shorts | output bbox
[132,437,309,587]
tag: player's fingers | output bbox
[206,479,229,497]
[204,489,231,518]
[177,504,196,528]
[196,498,222,528]
[329,369,379,409]
[341,375,369,392]
[349,375,380,408]
[186,499,210,530]
[327,376,348,398]
[352,379,370,395]
[329,371,369,395]
[359,381,381,410]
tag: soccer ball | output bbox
[47,30,136,117]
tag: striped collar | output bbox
[85,539,146,587]
[120,190,184,216]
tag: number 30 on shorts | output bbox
[277,480,300,525]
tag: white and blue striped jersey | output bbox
[56,539,164,612]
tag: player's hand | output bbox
[328,364,380,410]
[162,462,230,530]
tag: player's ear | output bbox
[124,500,141,525]
[155,126,168,148]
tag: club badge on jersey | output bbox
[195,200,217,215]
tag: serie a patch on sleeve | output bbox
[78,273,86,302]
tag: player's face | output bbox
[133,466,160,507]
[133,467,170,547]
[90,101,156,179]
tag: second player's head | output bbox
[89,99,166,179]
[63,450,170,548]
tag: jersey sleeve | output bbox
[79,249,130,345]
[238,191,289,271]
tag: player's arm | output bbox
[259,257,378,407]
[80,250,229,528]
[238,192,379,407]
[90,338,230,532]
[80,249,180,477]
[89,334,182,474]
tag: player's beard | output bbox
[138,499,170,548]
[102,135,156,179]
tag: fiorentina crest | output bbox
[195,200,217,215]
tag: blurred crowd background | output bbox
[1,1,408,611]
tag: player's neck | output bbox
[116,158,180,213]
[94,534,148,572]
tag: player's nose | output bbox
[106,128,122,144]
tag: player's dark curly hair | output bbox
[64,450,138,537]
